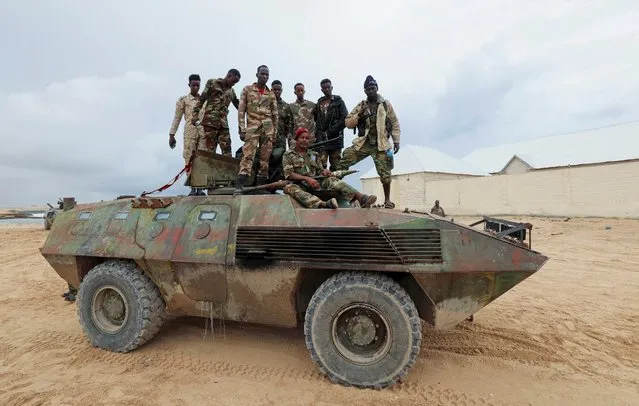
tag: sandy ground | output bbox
[0,216,637,406]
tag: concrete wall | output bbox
[360,172,480,208]
[361,160,639,218]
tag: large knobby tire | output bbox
[76,259,166,353]
[304,272,422,389]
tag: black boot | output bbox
[188,187,198,196]
[256,175,268,185]
[234,174,248,196]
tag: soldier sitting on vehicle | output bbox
[282,128,377,209]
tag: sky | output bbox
[1,0,638,207]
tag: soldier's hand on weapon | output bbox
[394,143,400,154]
[169,134,176,149]
[306,177,320,189]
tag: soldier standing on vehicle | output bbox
[282,128,377,209]
[313,78,348,171]
[191,69,242,156]
[235,65,279,193]
[430,200,446,217]
[289,83,316,148]
[271,80,294,180]
[336,75,401,209]
[168,74,206,196]
[169,74,204,164]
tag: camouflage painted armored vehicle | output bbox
[40,152,549,389]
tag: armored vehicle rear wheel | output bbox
[304,272,422,389]
[77,259,166,353]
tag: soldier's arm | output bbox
[192,79,212,123]
[231,88,239,110]
[238,86,248,133]
[344,102,363,129]
[270,93,279,133]
[282,154,296,180]
[286,106,295,140]
[328,98,348,136]
[385,101,401,144]
[169,97,185,135]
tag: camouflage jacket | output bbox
[238,83,279,134]
[276,98,294,149]
[282,149,323,179]
[290,99,316,138]
[169,93,203,135]
[192,78,239,129]
[344,94,400,152]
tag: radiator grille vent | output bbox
[235,227,442,264]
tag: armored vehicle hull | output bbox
[40,192,548,389]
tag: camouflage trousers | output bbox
[337,142,393,185]
[318,149,342,171]
[202,125,232,156]
[183,125,207,164]
[283,177,358,208]
[239,125,275,177]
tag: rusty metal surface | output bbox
[131,197,174,209]
[40,164,549,332]
[412,271,536,329]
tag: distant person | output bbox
[289,82,316,148]
[431,200,445,217]
[191,69,242,156]
[235,65,279,193]
[336,75,400,209]
[169,74,205,196]
[282,128,377,209]
[313,78,348,171]
[61,284,77,302]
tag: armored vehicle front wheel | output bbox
[77,259,166,353]
[304,272,422,389]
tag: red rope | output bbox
[140,162,191,197]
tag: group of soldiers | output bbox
[168,65,401,209]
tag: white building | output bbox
[359,121,639,217]
[462,120,639,175]
[359,144,488,209]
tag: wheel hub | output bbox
[331,303,392,365]
[91,285,129,334]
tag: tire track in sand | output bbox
[6,329,504,406]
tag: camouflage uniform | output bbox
[169,93,205,164]
[289,99,316,147]
[192,78,239,156]
[336,94,400,185]
[275,99,294,151]
[282,149,359,208]
[238,83,279,178]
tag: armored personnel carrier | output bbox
[40,152,549,389]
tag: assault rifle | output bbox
[309,134,343,151]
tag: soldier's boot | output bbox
[319,198,338,209]
[196,188,206,196]
[188,187,198,196]
[64,292,77,302]
[234,174,248,196]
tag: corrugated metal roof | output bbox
[360,144,489,179]
[462,121,639,173]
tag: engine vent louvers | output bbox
[235,227,442,264]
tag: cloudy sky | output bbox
[1,0,637,207]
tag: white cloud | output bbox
[0,0,638,206]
